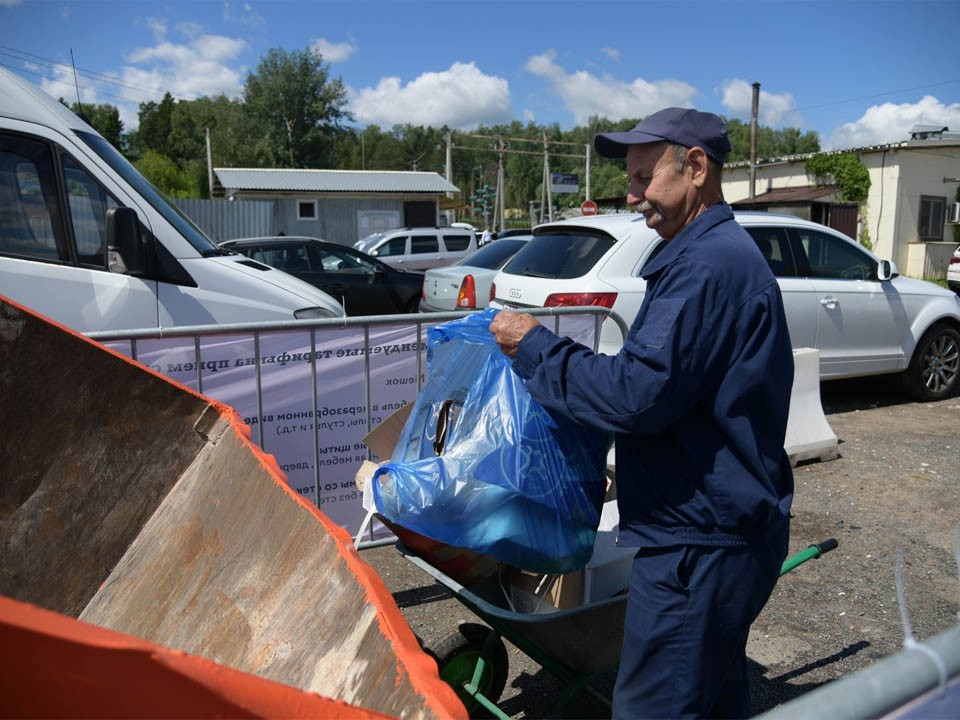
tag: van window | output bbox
[63,155,118,268]
[442,233,472,251]
[76,130,219,256]
[411,235,439,254]
[0,133,68,263]
[376,236,408,257]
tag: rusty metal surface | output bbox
[80,423,436,716]
[0,297,464,719]
[0,300,211,616]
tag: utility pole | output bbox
[445,132,453,224]
[750,82,760,200]
[585,142,592,201]
[205,127,213,198]
[543,131,554,222]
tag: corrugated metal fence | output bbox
[172,198,276,243]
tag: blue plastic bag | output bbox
[372,309,611,574]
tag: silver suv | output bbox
[491,212,960,401]
[354,227,477,270]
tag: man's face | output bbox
[625,142,696,240]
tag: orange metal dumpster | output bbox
[0,295,465,720]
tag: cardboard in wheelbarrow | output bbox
[0,295,465,720]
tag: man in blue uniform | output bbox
[489,107,794,718]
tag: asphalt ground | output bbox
[362,375,960,719]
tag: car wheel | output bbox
[404,298,420,314]
[899,322,960,401]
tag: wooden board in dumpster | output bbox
[356,403,502,586]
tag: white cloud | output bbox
[123,34,248,100]
[720,79,802,128]
[826,96,960,150]
[601,47,620,62]
[524,50,697,126]
[311,38,357,63]
[145,17,167,43]
[349,61,511,129]
[0,0,23,7]
[39,25,250,130]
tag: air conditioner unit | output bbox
[949,202,960,224]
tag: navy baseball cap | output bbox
[594,107,731,165]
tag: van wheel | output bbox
[899,323,960,401]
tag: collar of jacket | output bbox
[640,202,734,281]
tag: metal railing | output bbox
[89,307,628,544]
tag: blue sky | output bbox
[1,0,959,150]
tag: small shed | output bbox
[730,185,859,240]
[214,168,460,245]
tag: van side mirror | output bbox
[877,259,897,281]
[106,206,146,275]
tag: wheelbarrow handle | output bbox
[779,538,839,576]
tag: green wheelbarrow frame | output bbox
[398,538,839,719]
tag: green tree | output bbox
[134,149,198,198]
[804,153,870,203]
[724,118,820,162]
[129,92,177,161]
[805,152,872,248]
[63,100,124,150]
[243,47,350,168]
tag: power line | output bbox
[796,79,960,112]
[0,45,192,103]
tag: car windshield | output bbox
[456,237,530,269]
[501,231,615,279]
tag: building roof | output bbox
[725,132,959,170]
[730,185,842,206]
[215,168,459,194]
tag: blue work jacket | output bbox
[512,203,794,548]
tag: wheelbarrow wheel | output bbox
[431,623,509,718]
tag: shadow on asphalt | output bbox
[820,376,921,414]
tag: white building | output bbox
[723,126,960,279]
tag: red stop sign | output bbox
[580,200,598,216]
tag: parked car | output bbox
[490,212,960,401]
[420,235,532,312]
[496,228,533,239]
[353,227,477,270]
[219,236,424,316]
[947,245,960,295]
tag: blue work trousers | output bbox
[612,535,787,719]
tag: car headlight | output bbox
[294,306,343,319]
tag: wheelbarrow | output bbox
[397,536,839,719]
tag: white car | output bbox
[490,212,960,401]
[947,245,960,296]
[420,235,531,312]
[353,227,477,270]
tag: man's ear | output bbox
[687,146,709,188]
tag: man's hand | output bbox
[489,311,540,357]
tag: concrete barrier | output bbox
[0,295,465,719]
[785,348,839,465]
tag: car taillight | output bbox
[457,275,477,308]
[544,292,618,309]
[490,281,496,303]
[951,255,960,266]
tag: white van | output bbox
[353,227,477,270]
[0,68,344,334]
